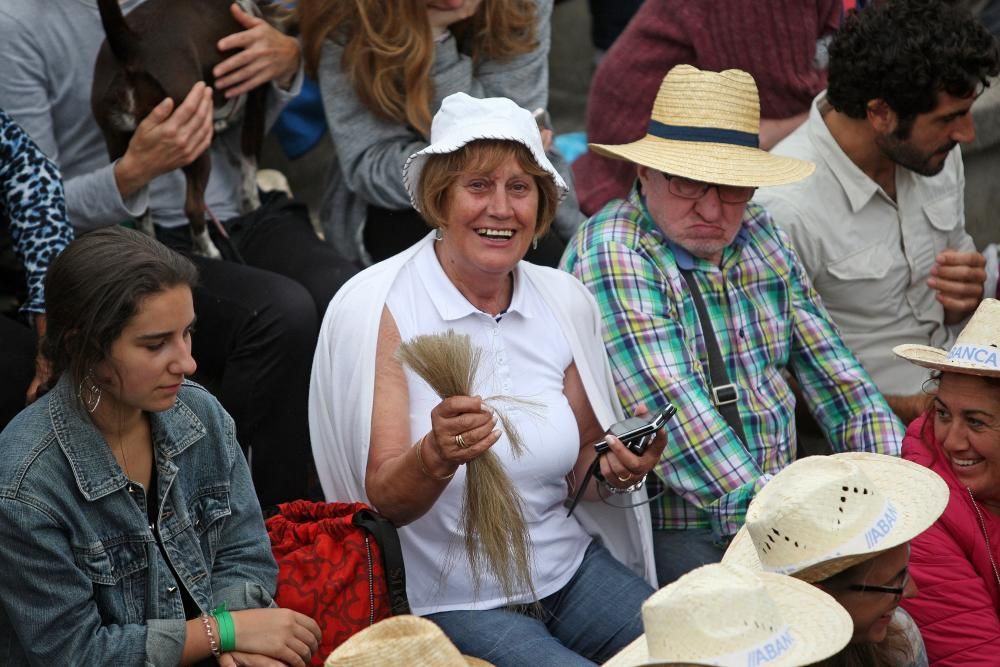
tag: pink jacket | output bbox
[901,414,1000,665]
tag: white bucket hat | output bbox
[324,615,491,667]
[588,65,815,188]
[894,298,1000,378]
[723,453,948,582]
[402,92,568,212]
[605,563,852,667]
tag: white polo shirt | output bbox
[384,242,592,614]
[758,93,975,395]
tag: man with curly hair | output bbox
[758,0,1000,424]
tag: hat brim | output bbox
[723,453,949,582]
[589,135,814,188]
[603,573,852,667]
[402,134,569,213]
[893,343,1000,378]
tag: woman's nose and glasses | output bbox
[844,567,911,599]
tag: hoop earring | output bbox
[78,372,102,414]
[434,228,444,241]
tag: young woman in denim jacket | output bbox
[0,226,321,666]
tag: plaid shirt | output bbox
[562,187,903,538]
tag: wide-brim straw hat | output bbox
[724,453,948,582]
[894,298,1000,377]
[605,563,852,667]
[324,615,492,667]
[589,64,814,187]
[402,92,568,212]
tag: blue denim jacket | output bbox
[0,377,278,666]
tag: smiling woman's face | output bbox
[436,154,540,281]
[932,372,1000,505]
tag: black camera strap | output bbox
[678,268,748,447]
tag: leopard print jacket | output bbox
[1,108,73,316]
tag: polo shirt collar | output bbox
[807,93,883,214]
[413,241,533,321]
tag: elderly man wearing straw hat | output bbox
[757,0,1000,425]
[562,64,904,586]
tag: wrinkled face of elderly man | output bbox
[637,166,756,266]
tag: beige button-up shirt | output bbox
[758,94,974,396]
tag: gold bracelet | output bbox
[415,435,456,481]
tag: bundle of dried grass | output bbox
[396,330,538,604]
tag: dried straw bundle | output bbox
[396,330,538,604]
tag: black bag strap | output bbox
[678,268,748,447]
[353,508,411,616]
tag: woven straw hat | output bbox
[723,453,948,583]
[589,65,814,187]
[894,298,1000,378]
[605,563,852,667]
[402,92,568,212]
[324,615,492,667]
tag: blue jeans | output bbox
[425,541,654,666]
[653,528,725,586]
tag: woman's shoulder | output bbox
[0,391,61,465]
[330,249,416,314]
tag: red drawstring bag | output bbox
[265,500,410,665]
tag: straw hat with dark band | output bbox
[605,563,852,667]
[324,615,492,667]
[894,298,1000,378]
[589,64,815,187]
[723,453,948,583]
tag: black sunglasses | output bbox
[845,568,909,596]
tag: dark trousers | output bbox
[0,314,35,430]
[158,193,357,505]
[364,204,567,268]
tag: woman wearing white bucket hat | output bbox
[309,92,662,666]
[723,452,948,667]
[604,562,853,667]
[892,298,1000,665]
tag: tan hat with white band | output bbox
[605,562,852,667]
[723,453,948,582]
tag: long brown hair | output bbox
[810,624,913,667]
[299,0,537,137]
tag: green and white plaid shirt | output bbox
[562,187,904,538]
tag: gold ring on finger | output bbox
[617,472,633,483]
[455,433,468,448]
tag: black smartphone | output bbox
[593,404,677,456]
[566,404,677,516]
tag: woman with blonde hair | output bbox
[298,0,582,267]
[309,93,659,666]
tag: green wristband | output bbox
[212,604,236,653]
